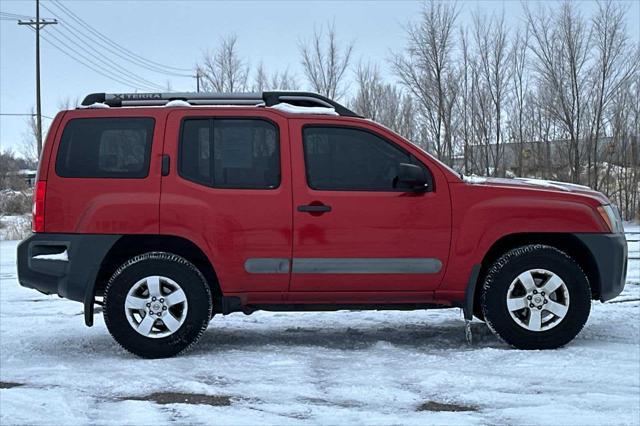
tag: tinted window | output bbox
[303,126,429,191]
[56,118,154,178]
[179,119,279,189]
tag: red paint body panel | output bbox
[45,108,165,234]
[38,105,611,307]
[437,182,610,297]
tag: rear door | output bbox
[160,109,292,294]
[289,118,452,293]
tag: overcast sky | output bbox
[1,0,639,155]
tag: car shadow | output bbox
[193,320,502,353]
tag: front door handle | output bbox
[297,204,332,213]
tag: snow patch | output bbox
[164,100,191,107]
[462,175,487,184]
[79,102,110,109]
[270,102,339,116]
[0,214,31,241]
[33,250,68,261]
[514,177,589,191]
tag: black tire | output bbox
[481,244,591,350]
[104,252,212,358]
[473,305,485,322]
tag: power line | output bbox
[0,113,54,119]
[48,0,192,76]
[31,26,161,91]
[18,6,165,91]
[0,12,34,20]
[47,24,164,90]
[39,2,166,89]
[42,1,182,82]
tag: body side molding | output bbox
[291,258,442,274]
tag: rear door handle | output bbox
[161,154,170,176]
[297,204,332,213]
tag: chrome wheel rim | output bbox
[125,276,188,339]
[506,269,570,332]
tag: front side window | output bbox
[56,117,154,178]
[303,126,430,191]
[179,118,279,189]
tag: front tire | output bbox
[481,245,591,349]
[104,252,212,358]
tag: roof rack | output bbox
[80,91,361,117]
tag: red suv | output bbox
[17,91,628,358]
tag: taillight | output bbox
[32,181,46,233]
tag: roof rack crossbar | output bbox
[80,91,361,117]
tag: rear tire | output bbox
[104,252,212,358]
[481,244,591,349]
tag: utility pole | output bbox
[18,0,57,157]
[194,70,201,93]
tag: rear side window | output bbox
[179,118,280,189]
[56,117,154,178]
[303,126,429,191]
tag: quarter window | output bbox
[302,126,430,191]
[56,117,154,178]
[179,119,280,189]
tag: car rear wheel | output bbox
[481,244,591,349]
[104,252,212,358]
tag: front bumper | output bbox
[17,233,119,304]
[574,233,628,302]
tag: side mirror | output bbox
[394,163,429,192]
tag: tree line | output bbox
[195,0,638,220]
[7,1,638,220]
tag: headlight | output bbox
[597,204,624,233]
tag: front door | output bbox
[289,120,452,293]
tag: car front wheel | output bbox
[481,244,591,349]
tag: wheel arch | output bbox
[471,233,600,319]
[86,234,222,326]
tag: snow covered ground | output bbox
[0,229,638,425]
[0,215,30,242]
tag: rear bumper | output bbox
[17,233,119,304]
[574,233,628,302]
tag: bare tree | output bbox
[471,12,511,176]
[57,96,80,110]
[525,1,592,183]
[351,62,416,141]
[253,62,268,92]
[509,28,530,177]
[20,108,39,163]
[299,21,354,100]
[0,149,33,191]
[391,0,459,164]
[458,27,472,174]
[253,62,298,91]
[470,61,495,175]
[199,34,249,92]
[587,0,637,190]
